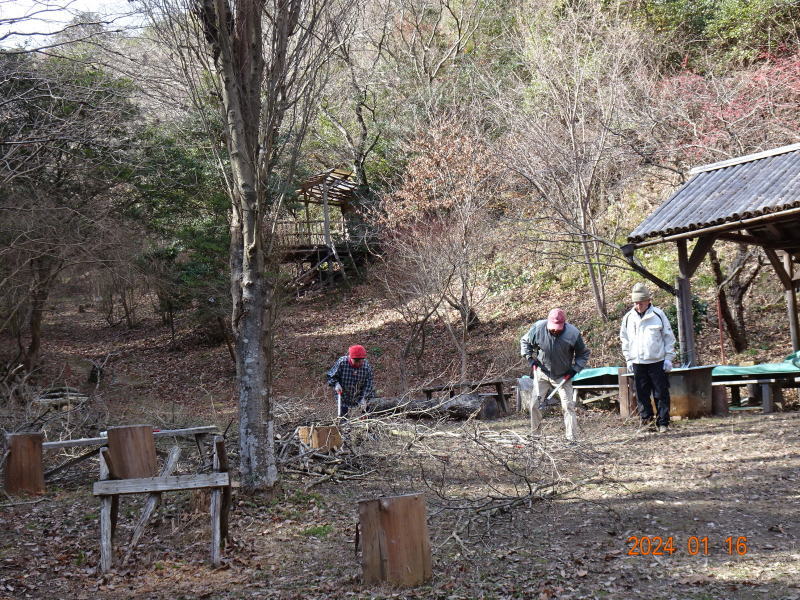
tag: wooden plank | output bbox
[579,391,619,403]
[93,472,230,496]
[123,446,181,565]
[43,437,107,450]
[210,436,225,565]
[712,378,790,386]
[572,384,619,390]
[210,488,221,566]
[154,426,219,439]
[43,426,219,451]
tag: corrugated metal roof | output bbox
[628,143,800,243]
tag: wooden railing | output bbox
[274,219,349,247]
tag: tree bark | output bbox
[709,246,762,353]
[201,0,276,492]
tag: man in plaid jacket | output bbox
[326,345,374,417]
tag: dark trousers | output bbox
[335,393,361,418]
[633,361,670,427]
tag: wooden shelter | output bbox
[622,143,800,365]
[278,168,365,288]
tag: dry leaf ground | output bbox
[1,287,799,600]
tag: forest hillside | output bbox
[2,2,800,598]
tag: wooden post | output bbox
[4,432,45,495]
[107,425,157,479]
[358,493,432,587]
[210,435,230,566]
[761,383,774,414]
[214,436,231,549]
[676,239,697,366]
[617,368,637,419]
[711,386,729,416]
[785,252,799,352]
[98,447,116,573]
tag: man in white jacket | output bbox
[620,283,676,433]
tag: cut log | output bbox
[441,393,498,420]
[4,433,45,495]
[298,426,342,452]
[358,493,432,587]
[106,425,157,479]
[366,396,439,417]
[368,394,500,420]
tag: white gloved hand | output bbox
[359,400,367,411]
[663,359,673,373]
[334,382,343,393]
[626,360,634,373]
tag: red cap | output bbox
[348,345,367,359]
[547,308,566,331]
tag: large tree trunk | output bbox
[202,0,276,492]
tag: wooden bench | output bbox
[4,426,220,495]
[712,376,800,413]
[93,435,231,571]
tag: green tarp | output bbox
[573,367,621,382]
[574,355,800,383]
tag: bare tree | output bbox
[138,0,350,492]
[709,244,766,353]
[499,0,654,319]
[381,120,505,381]
[0,0,134,55]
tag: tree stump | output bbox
[358,493,432,587]
[106,425,157,479]
[4,433,45,495]
[298,426,342,452]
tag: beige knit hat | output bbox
[631,282,651,302]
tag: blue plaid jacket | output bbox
[326,356,374,406]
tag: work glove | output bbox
[564,368,577,380]
[527,356,541,369]
[663,359,673,373]
[359,400,367,411]
[626,360,634,373]
[334,382,343,394]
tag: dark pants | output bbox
[633,361,670,427]
[335,393,361,418]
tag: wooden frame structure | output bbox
[93,434,231,572]
[623,144,800,364]
[280,168,366,289]
[3,426,219,495]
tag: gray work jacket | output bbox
[519,320,590,379]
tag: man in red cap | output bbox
[326,345,374,417]
[520,308,590,441]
